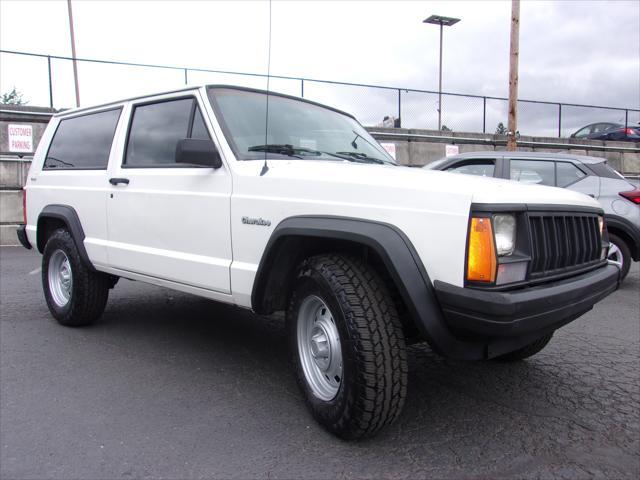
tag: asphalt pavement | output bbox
[1,246,638,479]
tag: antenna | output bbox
[260,0,272,177]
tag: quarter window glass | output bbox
[556,162,586,187]
[44,108,121,169]
[125,98,195,166]
[588,161,625,180]
[446,160,495,177]
[510,160,554,186]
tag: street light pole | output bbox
[67,0,80,107]
[424,15,460,131]
[438,22,443,131]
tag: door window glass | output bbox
[44,108,121,169]
[125,98,211,167]
[445,159,495,177]
[573,126,591,138]
[556,162,587,187]
[510,160,555,186]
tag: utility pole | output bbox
[507,0,520,151]
[67,0,80,107]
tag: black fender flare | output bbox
[37,204,96,271]
[605,213,640,261]
[251,215,486,359]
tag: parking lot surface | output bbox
[1,246,638,479]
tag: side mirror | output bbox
[175,139,222,168]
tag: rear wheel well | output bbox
[36,217,67,253]
[253,235,419,340]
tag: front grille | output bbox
[528,213,602,278]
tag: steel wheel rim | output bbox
[48,250,72,307]
[297,295,343,401]
[608,242,623,268]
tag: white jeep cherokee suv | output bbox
[17,86,620,439]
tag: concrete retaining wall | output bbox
[367,128,640,174]
[0,106,54,245]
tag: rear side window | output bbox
[124,98,211,167]
[445,159,495,177]
[556,162,587,187]
[510,159,555,186]
[44,108,121,170]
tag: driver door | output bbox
[106,91,232,293]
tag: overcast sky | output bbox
[1,0,638,136]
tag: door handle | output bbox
[109,177,130,186]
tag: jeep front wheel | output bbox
[42,228,110,326]
[287,254,408,440]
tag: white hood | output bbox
[245,160,602,210]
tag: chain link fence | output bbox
[2,49,638,139]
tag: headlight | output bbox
[493,214,516,256]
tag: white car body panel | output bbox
[23,86,602,311]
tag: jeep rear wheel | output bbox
[287,254,408,440]
[42,228,110,326]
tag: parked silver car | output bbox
[425,151,640,281]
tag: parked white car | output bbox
[18,86,620,439]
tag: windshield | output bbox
[207,87,396,165]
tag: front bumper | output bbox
[16,225,32,250]
[434,263,620,339]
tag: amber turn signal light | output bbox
[467,217,497,282]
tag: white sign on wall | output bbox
[380,142,396,160]
[8,124,33,153]
[445,144,459,157]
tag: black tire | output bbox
[608,233,631,282]
[494,333,553,362]
[287,254,408,440]
[42,228,110,326]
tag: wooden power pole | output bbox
[67,0,81,107]
[507,0,520,151]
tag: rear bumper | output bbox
[16,225,32,250]
[434,263,620,339]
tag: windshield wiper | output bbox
[248,144,389,165]
[333,151,386,165]
[248,144,323,159]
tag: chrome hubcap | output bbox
[608,242,623,268]
[297,295,343,401]
[48,250,72,307]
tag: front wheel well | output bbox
[607,226,638,261]
[252,235,417,340]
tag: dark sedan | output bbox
[570,122,640,142]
